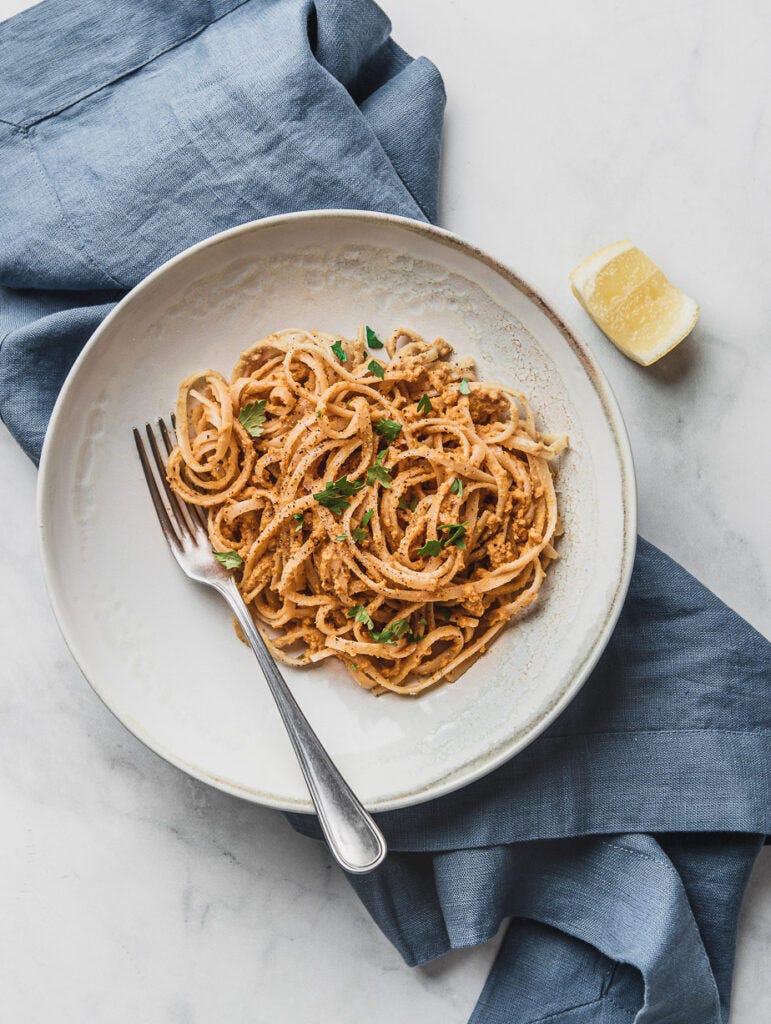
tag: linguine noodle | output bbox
[167,327,567,695]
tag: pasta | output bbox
[166,327,567,695]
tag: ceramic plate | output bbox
[38,211,636,812]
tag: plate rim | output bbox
[37,209,638,813]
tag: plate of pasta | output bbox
[38,211,636,811]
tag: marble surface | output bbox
[1,0,769,1021]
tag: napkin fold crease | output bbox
[1,2,768,1022]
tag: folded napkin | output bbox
[293,537,769,1022]
[0,0,443,460]
[1,3,768,1023]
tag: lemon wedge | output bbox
[570,241,699,365]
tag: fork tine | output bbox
[160,416,209,534]
[145,422,199,540]
[133,428,182,551]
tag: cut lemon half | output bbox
[570,241,699,366]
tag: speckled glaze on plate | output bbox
[38,211,636,812]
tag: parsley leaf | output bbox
[292,512,305,532]
[416,393,433,415]
[214,550,243,569]
[238,400,267,437]
[374,417,402,443]
[331,339,347,363]
[418,521,468,556]
[417,539,443,557]
[366,450,393,489]
[352,508,374,543]
[438,522,468,549]
[459,377,471,395]
[315,494,351,515]
[368,359,385,380]
[365,326,384,349]
[335,477,367,495]
[334,533,347,542]
[436,606,452,622]
[370,618,412,645]
[450,478,464,497]
[313,475,366,515]
[398,496,418,512]
[347,605,375,629]
[389,619,412,640]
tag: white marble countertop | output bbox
[1,1,769,1020]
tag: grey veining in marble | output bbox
[0,0,769,1021]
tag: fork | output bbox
[133,418,387,874]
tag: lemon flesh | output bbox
[570,241,699,366]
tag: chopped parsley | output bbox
[438,522,468,549]
[214,550,243,569]
[331,339,347,363]
[365,326,384,349]
[368,359,385,379]
[450,478,464,498]
[352,508,375,543]
[417,521,468,557]
[292,512,305,532]
[459,377,471,395]
[417,539,443,557]
[436,606,452,622]
[334,533,347,542]
[366,449,393,489]
[347,605,375,629]
[369,618,412,645]
[398,496,418,512]
[238,400,267,437]
[374,417,402,443]
[313,475,366,515]
[349,606,412,644]
[416,393,433,415]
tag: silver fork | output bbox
[133,418,387,874]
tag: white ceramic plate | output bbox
[38,211,636,812]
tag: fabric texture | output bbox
[293,539,770,1023]
[1,3,768,1023]
[0,0,443,460]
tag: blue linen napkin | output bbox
[293,537,769,1021]
[1,3,768,1022]
[0,0,443,460]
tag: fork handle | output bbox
[218,580,387,874]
